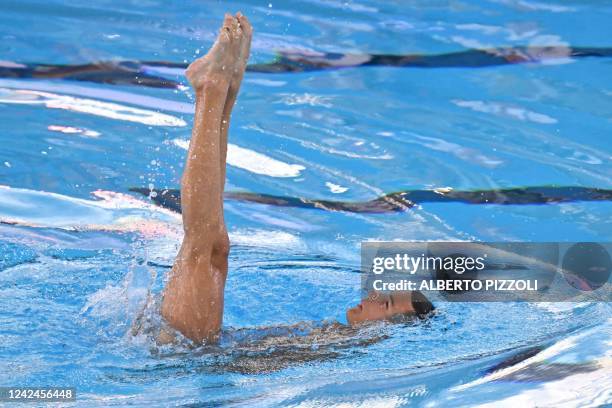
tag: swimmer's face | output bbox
[346,291,415,325]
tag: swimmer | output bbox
[159,13,433,344]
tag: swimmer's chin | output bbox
[345,306,389,327]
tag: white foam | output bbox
[0,78,194,114]
[172,139,190,150]
[0,60,26,68]
[0,88,187,127]
[452,99,558,124]
[293,395,406,408]
[455,23,502,35]
[172,139,305,178]
[245,124,393,160]
[325,182,348,194]
[245,78,287,87]
[494,0,575,13]
[48,125,101,138]
[279,93,333,108]
[450,36,496,50]
[230,229,303,249]
[408,134,504,168]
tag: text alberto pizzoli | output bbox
[370,254,538,292]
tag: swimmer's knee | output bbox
[213,230,230,258]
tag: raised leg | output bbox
[160,13,252,343]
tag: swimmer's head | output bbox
[345,290,434,326]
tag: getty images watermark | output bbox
[361,242,612,302]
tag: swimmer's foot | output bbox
[228,13,252,100]
[185,13,243,90]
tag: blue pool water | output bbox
[0,0,611,406]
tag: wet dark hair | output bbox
[388,291,435,324]
[411,291,435,319]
